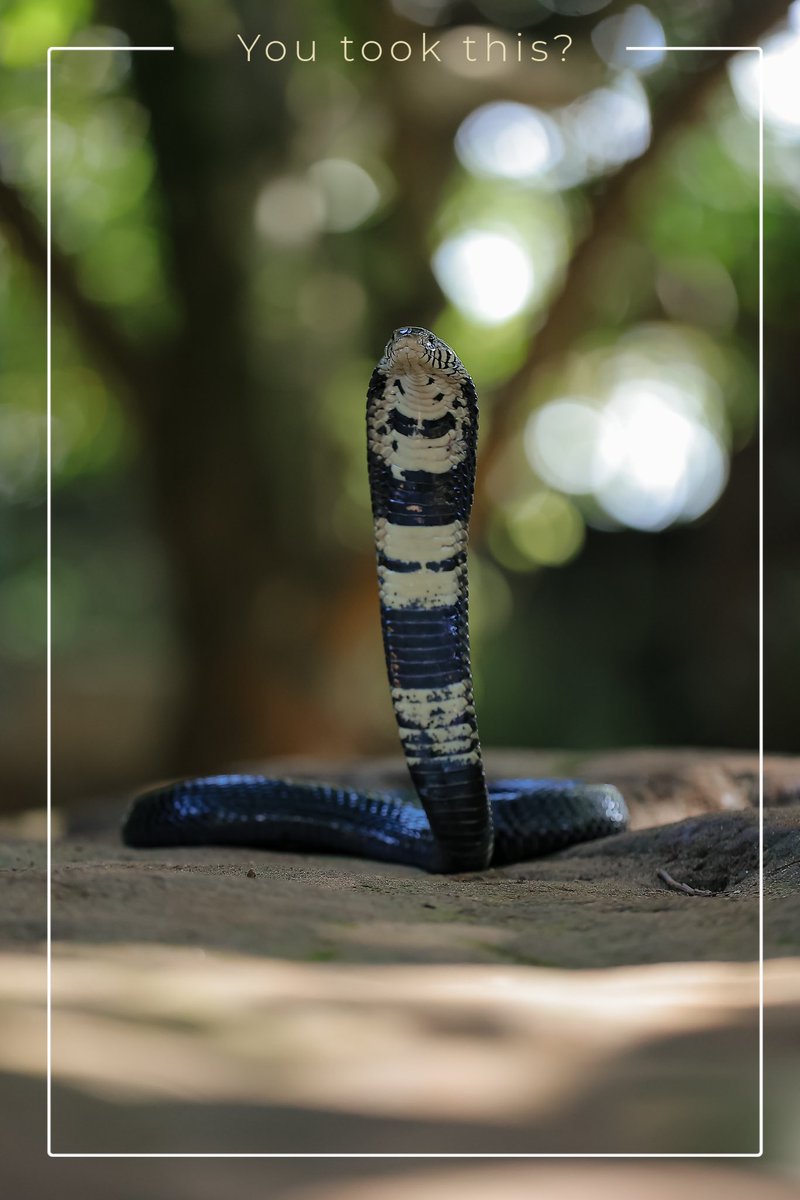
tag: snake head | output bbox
[382,327,467,380]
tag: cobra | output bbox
[123,328,628,872]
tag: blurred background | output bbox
[0,0,798,811]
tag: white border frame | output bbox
[45,42,765,1158]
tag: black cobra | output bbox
[123,328,627,872]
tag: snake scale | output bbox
[123,328,628,872]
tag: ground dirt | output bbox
[2,749,799,1191]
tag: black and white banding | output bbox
[366,326,492,871]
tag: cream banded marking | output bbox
[377,519,464,565]
[391,681,475,729]
[399,720,479,762]
[398,721,476,743]
[405,752,480,767]
[394,388,457,419]
[378,563,464,608]
[385,429,464,478]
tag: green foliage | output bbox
[2,0,794,778]
[0,0,92,67]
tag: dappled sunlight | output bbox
[432,230,535,324]
[431,182,570,326]
[255,176,325,245]
[453,70,651,192]
[596,382,727,530]
[494,490,585,568]
[521,324,737,534]
[730,7,800,138]
[592,4,666,74]
[307,158,382,232]
[0,405,46,501]
[0,0,779,817]
[526,398,614,495]
[256,160,382,243]
[655,255,739,333]
[0,944,773,1131]
[455,102,564,182]
[561,70,651,178]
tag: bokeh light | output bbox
[255,176,324,245]
[255,160,381,243]
[454,73,651,194]
[0,0,774,807]
[525,334,733,532]
[432,230,535,324]
[655,256,739,333]
[592,383,728,530]
[0,0,93,68]
[730,8,800,139]
[307,158,381,232]
[0,406,45,501]
[455,102,564,182]
[526,398,617,495]
[561,71,651,177]
[592,5,665,74]
[503,490,585,567]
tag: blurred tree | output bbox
[0,0,796,807]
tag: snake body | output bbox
[123,328,627,872]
